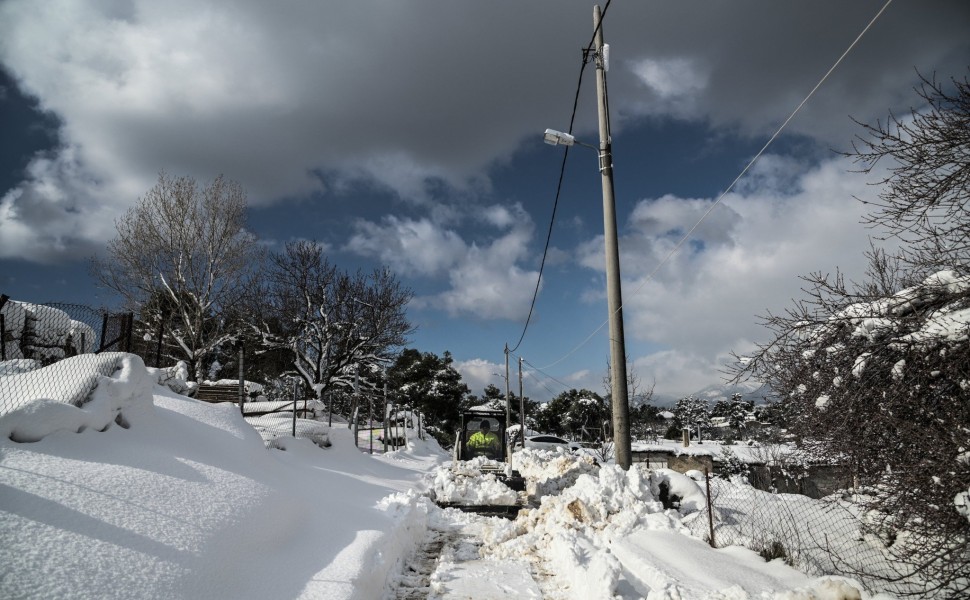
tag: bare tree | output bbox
[735,75,970,597]
[93,173,261,380]
[603,356,654,405]
[250,240,413,400]
[848,72,970,272]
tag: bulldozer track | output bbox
[391,526,456,599]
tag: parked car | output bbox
[514,434,575,452]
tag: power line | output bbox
[533,0,893,371]
[508,0,613,354]
[521,357,573,394]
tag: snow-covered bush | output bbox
[735,76,970,595]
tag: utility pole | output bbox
[594,4,631,470]
[518,356,525,447]
[504,344,512,464]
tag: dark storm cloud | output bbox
[0,0,966,260]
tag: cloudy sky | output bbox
[1,0,967,402]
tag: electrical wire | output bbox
[508,0,613,354]
[532,0,894,371]
[521,357,573,395]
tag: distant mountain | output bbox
[692,380,774,405]
[650,381,775,408]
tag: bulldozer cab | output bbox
[455,408,507,463]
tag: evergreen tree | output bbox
[673,395,710,437]
[387,349,469,447]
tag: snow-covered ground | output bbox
[1,354,893,599]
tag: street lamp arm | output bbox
[543,128,598,150]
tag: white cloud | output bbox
[1,1,965,263]
[574,156,893,396]
[633,349,737,400]
[348,203,540,321]
[453,358,505,396]
[628,57,708,117]
[0,146,118,262]
[345,216,465,277]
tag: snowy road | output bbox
[382,452,869,600]
[388,508,545,600]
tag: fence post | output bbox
[384,382,397,454]
[123,313,133,352]
[237,341,245,415]
[351,407,359,446]
[0,294,7,361]
[99,314,108,352]
[291,378,298,438]
[705,467,716,548]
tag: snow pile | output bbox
[513,447,600,497]
[485,464,697,597]
[0,358,41,377]
[0,301,96,361]
[247,413,332,448]
[0,353,153,441]
[432,457,519,506]
[0,355,443,600]
[0,300,27,359]
[149,360,192,394]
[471,455,881,599]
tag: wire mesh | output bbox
[684,473,963,598]
[0,297,136,418]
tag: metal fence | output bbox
[684,471,963,598]
[1,294,438,460]
[0,295,135,417]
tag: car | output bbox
[516,434,574,452]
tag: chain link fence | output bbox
[683,471,964,598]
[1,295,136,417]
[1,293,435,464]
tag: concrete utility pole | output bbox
[594,4,631,470]
[518,356,525,446]
[504,344,512,463]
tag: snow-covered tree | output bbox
[387,349,469,447]
[674,395,709,437]
[93,173,261,380]
[534,389,608,442]
[736,75,970,596]
[250,240,412,401]
[727,393,751,436]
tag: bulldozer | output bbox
[435,408,526,516]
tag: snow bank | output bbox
[0,358,41,376]
[485,464,683,596]
[247,413,332,448]
[478,453,879,599]
[513,447,600,497]
[0,361,442,600]
[0,353,153,441]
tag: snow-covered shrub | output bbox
[718,447,750,479]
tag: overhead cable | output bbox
[508,0,613,354]
[533,0,894,371]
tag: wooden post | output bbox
[291,378,298,437]
[237,341,245,415]
[705,468,716,548]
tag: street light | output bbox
[543,128,597,150]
